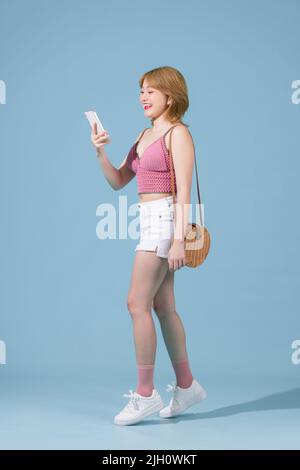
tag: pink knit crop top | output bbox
[125,125,180,194]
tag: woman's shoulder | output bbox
[171,123,193,142]
[172,122,190,132]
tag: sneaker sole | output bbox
[114,398,164,426]
[159,389,207,419]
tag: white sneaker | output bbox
[159,379,207,418]
[114,388,165,425]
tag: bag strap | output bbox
[168,125,203,227]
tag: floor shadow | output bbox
[139,387,300,426]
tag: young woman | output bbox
[91,66,207,426]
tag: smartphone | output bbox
[84,110,105,133]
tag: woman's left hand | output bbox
[168,240,186,271]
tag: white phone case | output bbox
[84,110,105,133]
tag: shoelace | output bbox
[123,389,141,411]
[166,382,181,408]
[166,383,178,393]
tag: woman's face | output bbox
[139,80,171,120]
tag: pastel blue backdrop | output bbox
[0,0,299,450]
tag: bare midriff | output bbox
[138,192,174,203]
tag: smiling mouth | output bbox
[143,105,152,110]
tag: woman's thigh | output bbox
[127,251,170,312]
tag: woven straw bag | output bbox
[168,126,211,268]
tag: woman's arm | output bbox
[96,147,124,190]
[171,125,195,243]
[92,125,142,190]
[167,125,195,271]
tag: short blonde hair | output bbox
[139,66,190,127]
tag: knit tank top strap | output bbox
[163,124,182,138]
[137,124,182,145]
[136,128,149,145]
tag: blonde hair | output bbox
[139,66,190,127]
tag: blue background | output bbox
[0,0,299,450]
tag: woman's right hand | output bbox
[91,122,111,151]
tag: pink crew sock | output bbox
[172,358,194,388]
[135,364,155,397]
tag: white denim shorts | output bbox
[135,195,175,259]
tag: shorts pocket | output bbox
[159,208,174,222]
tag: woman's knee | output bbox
[152,301,175,319]
[126,295,150,318]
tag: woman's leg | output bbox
[126,250,169,395]
[152,270,194,388]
